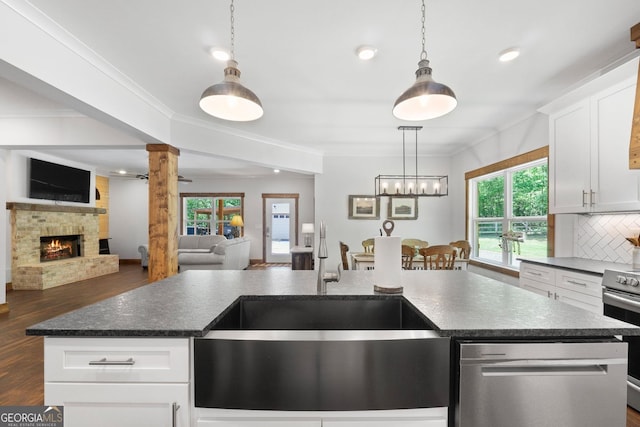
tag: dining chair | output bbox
[339,241,350,270]
[401,244,416,270]
[449,240,471,260]
[419,245,457,270]
[362,238,375,253]
[401,238,429,251]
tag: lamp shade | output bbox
[301,223,315,234]
[393,59,457,121]
[230,215,244,227]
[199,60,263,122]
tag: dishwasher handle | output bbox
[482,363,608,377]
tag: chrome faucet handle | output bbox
[323,264,342,283]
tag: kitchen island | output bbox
[27,270,640,427]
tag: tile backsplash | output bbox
[575,213,640,263]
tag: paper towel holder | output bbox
[382,220,395,236]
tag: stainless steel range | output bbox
[602,269,640,411]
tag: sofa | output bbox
[138,235,251,271]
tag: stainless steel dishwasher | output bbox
[457,340,628,427]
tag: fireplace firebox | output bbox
[40,235,82,262]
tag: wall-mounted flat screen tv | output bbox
[28,158,91,203]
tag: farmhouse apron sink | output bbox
[194,295,450,411]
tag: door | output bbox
[263,195,298,263]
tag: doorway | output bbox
[262,194,299,263]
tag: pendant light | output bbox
[199,0,263,121]
[374,126,448,197]
[393,0,456,121]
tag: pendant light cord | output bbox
[230,0,235,60]
[420,0,427,60]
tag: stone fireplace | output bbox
[7,203,119,290]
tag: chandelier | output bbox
[374,126,448,197]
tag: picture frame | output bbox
[348,195,380,220]
[388,196,418,220]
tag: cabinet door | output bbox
[46,383,188,427]
[591,79,640,212]
[554,288,603,314]
[520,278,553,299]
[549,100,591,213]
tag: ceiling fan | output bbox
[110,171,193,183]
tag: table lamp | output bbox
[230,215,244,238]
[301,223,315,247]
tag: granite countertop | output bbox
[26,270,640,339]
[518,257,633,276]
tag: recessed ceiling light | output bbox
[209,47,230,61]
[117,170,127,175]
[498,47,520,62]
[273,169,280,174]
[355,45,378,61]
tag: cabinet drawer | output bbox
[45,337,189,383]
[45,382,188,427]
[519,263,555,285]
[556,271,603,298]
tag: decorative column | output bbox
[147,144,180,282]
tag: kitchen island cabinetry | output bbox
[543,57,640,214]
[520,262,603,314]
[27,270,640,427]
[44,337,190,427]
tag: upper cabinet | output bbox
[541,57,640,214]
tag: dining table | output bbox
[350,251,468,270]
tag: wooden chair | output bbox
[449,240,471,270]
[401,238,429,251]
[339,241,350,270]
[362,238,375,253]
[401,244,416,270]
[419,245,457,270]
[449,240,471,260]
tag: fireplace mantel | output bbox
[6,202,106,215]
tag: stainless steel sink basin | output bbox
[210,295,434,330]
[195,295,450,411]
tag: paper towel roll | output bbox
[374,236,401,287]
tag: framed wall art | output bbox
[388,196,418,220]
[348,195,380,220]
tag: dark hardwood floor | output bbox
[1,263,640,427]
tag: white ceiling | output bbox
[3,0,640,178]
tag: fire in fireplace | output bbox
[40,235,82,262]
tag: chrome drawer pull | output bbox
[528,271,543,276]
[567,280,587,287]
[88,357,135,366]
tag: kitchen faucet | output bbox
[317,221,340,295]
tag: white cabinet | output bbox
[44,337,190,427]
[520,263,603,314]
[546,59,640,214]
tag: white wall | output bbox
[107,174,315,262]
[449,113,551,247]
[315,155,453,269]
[1,149,7,304]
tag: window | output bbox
[180,193,244,238]
[466,148,550,271]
